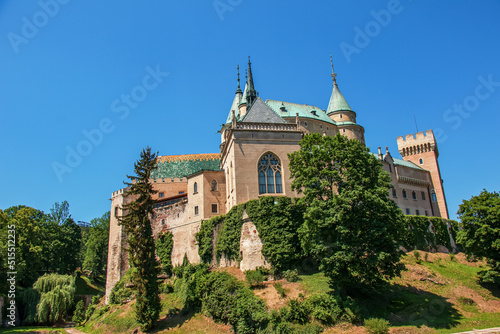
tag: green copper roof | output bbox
[266,100,336,125]
[393,158,426,171]
[327,84,353,114]
[151,154,221,179]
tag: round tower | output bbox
[326,55,365,144]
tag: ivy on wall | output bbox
[156,231,174,276]
[196,196,305,272]
[401,215,459,252]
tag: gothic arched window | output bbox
[258,152,283,194]
[211,179,218,191]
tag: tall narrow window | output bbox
[258,152,283,195]
[402,189,407,199]
[194,182,198,194]
[211,179,218,191]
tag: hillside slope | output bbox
[78,253,500,334]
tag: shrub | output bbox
[109,269,134,304]
[284,269,300,282]
[245,269,265,287]
[413,250,421,264]
[365,318,390,334]
[424,252,429,262]
[274,282,287,298]
[72,300,86,325]
[282,298,310,325]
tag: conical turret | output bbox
[326,54,353,115]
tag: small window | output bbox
[211,180,218,191]
[159,192,164,198]
[114,207,119,217]
[406,208,410,215]
[388,164,392,173]
[211,204,218,214]
[432,193,437,202]
[194,206,199,215]
[412,191,417,200]
[425,210,429,216]
[419,158,423,165]
[194,182,198,194]
[392,189,397,197]
[402,189,407,199]
[340,114,343,119]
[304,122,308,127]
[416,209,420,215]
[421,191,426,200]
[343,129,345,133]
[161,219,165,225]
[179,191,184,195]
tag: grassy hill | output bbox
[5,252,496,334]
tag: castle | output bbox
[105,58,449,302]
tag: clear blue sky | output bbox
[1,1,499,223]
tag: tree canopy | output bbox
[288,133,406,295]
[457,189,500,285]
[83,211,110,279]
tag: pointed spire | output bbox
[330,53,337,86]
[236,64,242,94]
[246,56,258,109]
[326,54,353,115]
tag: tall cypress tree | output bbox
[119,147,161,331]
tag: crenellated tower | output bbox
[397,130,449,219]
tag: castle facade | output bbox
[105,59,449,302]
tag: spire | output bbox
[245,56,258,109]
[326,54,353,115]
[236,64,242,94]
[330,53,337,86]
[225,64,244,124]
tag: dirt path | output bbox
[64,328,88,334]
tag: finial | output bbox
[330,53,337,86]
[248,56,251,65]
[237,65,240,88]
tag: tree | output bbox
[83,211,110,279]
[457,189,500,285]
[49,200,71,225]
[119,147,161,331]
[288,133,405,295]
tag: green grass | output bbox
[434,312,500,333]
[75,275,105,295]
[0,327,67,333]
[299,272,332,295]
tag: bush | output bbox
[245,269,265,287]
[281,299,310,325]
[365,318,390,334]
[109,269,134,304]
[284,269,300,282]
[274,282,287,298]
[72,300,86,325]
[413,250,421,264]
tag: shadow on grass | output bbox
[479,281,500,299]
[354,283,461,329]
[152,308,194,333]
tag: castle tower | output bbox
[397,130,449,219]
[326,55,365,144]
[238,57,258,119]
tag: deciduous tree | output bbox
[458,189,500,285]
[288,133,405,295]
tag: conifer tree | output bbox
[119,147,161,331]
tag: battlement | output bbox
[111,188,128,198]
[151,177,187,183]
[397,130,438,157]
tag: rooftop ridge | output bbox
[157,153,220,163]
[266,99,323,110]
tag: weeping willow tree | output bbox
[33,273,75,323]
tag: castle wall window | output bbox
[114,206,118,217]
[159,192,164,198]
[402,189,407,199]
[194,206,199,216]
[211,203,218,214]
[258,152,283,194]
[432,193,437,202]
[194,182,198,194]
[161,219,165,225]
[211,179,218,191]
[412,191,417,200]
[421,191,426,200]
[425,210,429,216]
[392,189,397,198]
[419,158,423,164]
[416,209,420,215]
[406,208,410,215]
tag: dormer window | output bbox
[311,110,317,116]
